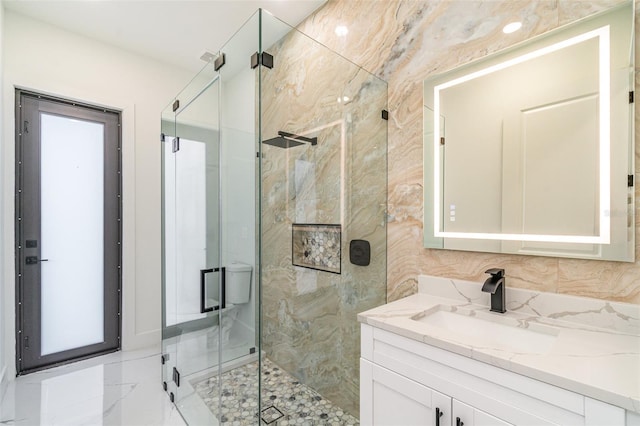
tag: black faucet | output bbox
[482,268,506,313]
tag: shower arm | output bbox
[278,131,318,146]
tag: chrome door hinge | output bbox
[172,367,180,387]
[172,137,180,153]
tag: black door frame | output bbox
[15,89,122,374]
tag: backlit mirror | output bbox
[423,1,634,261]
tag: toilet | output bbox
[225,262,253,304]
[220,262,253,344]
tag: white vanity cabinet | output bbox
[361,358,451,426]
[452,400,511,426]
[361,358,511,426]
[360,324,631,426]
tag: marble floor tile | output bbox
[0,346,185,426]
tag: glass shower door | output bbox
[162,11,261,425]
[173,76,223,424]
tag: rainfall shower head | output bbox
[263,131,317,149]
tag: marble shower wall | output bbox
[260,27,387,416]
[296,0,640,305]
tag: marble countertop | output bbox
[358,275,640,413]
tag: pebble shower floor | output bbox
[194,357,359,425]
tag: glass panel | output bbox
[160,99,177,402]
[260,11,387,422]
[217,8,259,364]
[176,137,209,324]
[165,10,259,424]
[162,117,178,327]
[160,9,388,425]
[40,113,104,356]
[173,74,221,425]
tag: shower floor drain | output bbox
[261,406,284,424]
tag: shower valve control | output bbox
[350,240,371,266]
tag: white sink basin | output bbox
[412,306,559,353]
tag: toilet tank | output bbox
[225,262,253,304]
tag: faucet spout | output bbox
[482,276,504,294]
[482,268,506,313]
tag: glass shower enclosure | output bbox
[161,9,387,425]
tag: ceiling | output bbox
[2,0,327,71]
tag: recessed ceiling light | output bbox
[335,25,348,37]
[503,22,522,34]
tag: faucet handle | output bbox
[485,268,504,277]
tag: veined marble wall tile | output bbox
[559,0,629,25]
[261,20,387,416]
[297,0,640,306]
[557,259,640,301]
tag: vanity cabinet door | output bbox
[360,358,451,426]
[453,400,512,426]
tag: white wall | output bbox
[0,1,7,401]
[2,11,196,377]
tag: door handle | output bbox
[200,267,226,313]
[456,417,464,426]
[26,256,48,265]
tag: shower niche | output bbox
[161,9,387,425]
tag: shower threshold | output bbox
[194,357,359,425]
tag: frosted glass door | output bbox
[40,113,105,355]
[16,91,121,374]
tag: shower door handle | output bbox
[200,267,226,313]
[200,268,214,313]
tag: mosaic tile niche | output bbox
[292,224,341,274]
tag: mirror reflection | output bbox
[423,1,634,261]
